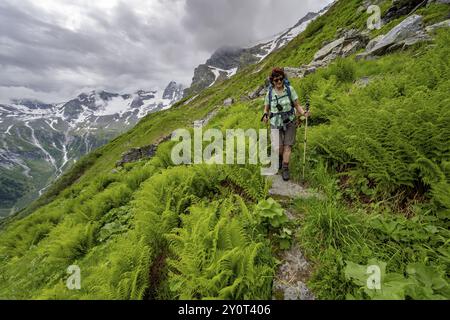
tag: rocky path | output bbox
[267,174,321,300]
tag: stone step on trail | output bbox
[272,245,315,300]
[267,174,320,300]
[267,174,321,199]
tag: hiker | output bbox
[262,67,310,181]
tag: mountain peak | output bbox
[293,12,318,28]
[163,81,184,101]
[184,8,328,97]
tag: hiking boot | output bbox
[282,164,290,181]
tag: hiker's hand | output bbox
[303,110,310,118]
[262,113,269,124]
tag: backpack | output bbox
[266,76,295,129]
[267,77,295,111]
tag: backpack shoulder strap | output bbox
[284,79,295,110]
[268,84,273,106]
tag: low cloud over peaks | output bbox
[0,0,332,103]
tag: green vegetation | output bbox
[0,170,30,208]
[289,29,450,299]
[0,0,449,299]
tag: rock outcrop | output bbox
[243,85,267,101]
[163,81,184,101]
[116,105,224,166]
[425,19,450,32]
[282,29,369,81]
[356,14,448,60]
[311,29,369,67]
[193,108,221,128]
[115,135,171,167]
[369,14,429,55]
[383,0,428,23]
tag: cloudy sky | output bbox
[0,0,332,103]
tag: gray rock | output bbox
[383,0,427,23]
[341,40,365,57]
[366,34,385,51]
[272,244,315,300]
[268,174,322,199]
[183,64,216,97]
[248,85,267,99]
[303,65,318,76]
[284,67,305,79]
[425,19,450,33]
[313,37,346,61]
[401,30,432,46]
[116,135,171,167]
[355,76,372,87]
[162,81,184,102]
[193,108,220,128]
[223,98,234,106]
[368,14,424,55]
[310,29,368,69]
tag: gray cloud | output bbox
[0,0,332,103]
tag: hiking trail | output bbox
[267,174,321,300]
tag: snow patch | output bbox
[24,121,58,171]
[5,125,13,135]
[94,95,132,117]
[183,94,199,106]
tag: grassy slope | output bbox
[0,0,449,299]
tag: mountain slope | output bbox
[0,0,449,300]
[0,82,184,217]
[183,6,334,97]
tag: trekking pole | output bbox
[302,98,310,181]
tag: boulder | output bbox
[284,67,305,79]
[311,29,369,67]
[368,14,424,55]
[223,98,234,106]
[341,40,365,57]
[401,30,431,46]
[248,85,267,99]
[194,108,220,128]
[116,135,171,167]
[313,37,346,61]
[366,34,385,51]
[303,65,318,76]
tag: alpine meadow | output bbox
[0,0,449,301]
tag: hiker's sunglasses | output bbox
[273,77,284,83]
